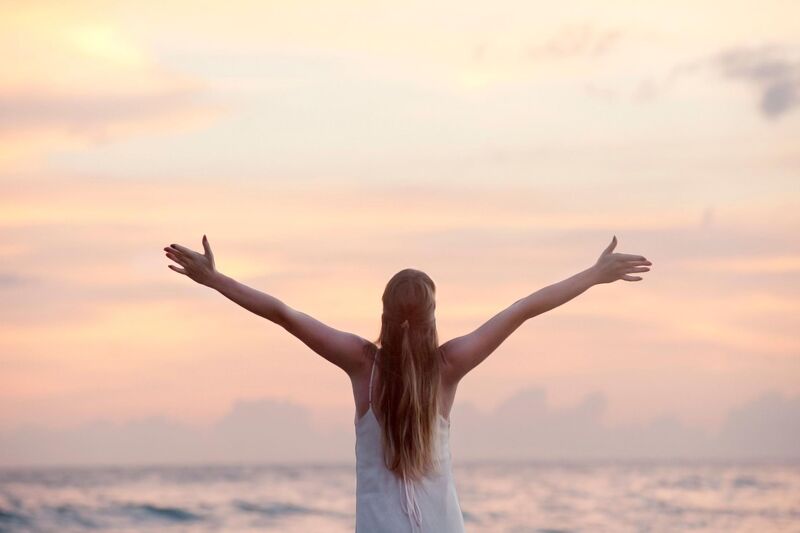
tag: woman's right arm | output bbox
[440,236,651,383]
[165,236,370,375]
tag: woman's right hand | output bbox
[164,234,219,287]
[592,235,652,284]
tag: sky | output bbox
[1,0,799,465]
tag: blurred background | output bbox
[1,1,798,531]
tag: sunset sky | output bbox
[1,0,799,464]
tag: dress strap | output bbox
[368,350,378,406]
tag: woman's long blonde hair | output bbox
[368,268,443,482]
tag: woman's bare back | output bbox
[352,347,458,424]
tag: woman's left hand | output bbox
[164,235,218,287]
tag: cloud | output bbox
[0,273,32,287]
[526,24,625,60]
[1,387,798,467]
[450,387,800,461]
[711,45,800,118]
[641,44,800,118]
[605,43,800,118]
[0,3,225,171]
[0,87,218,141]
[715,391,800,457]
[449,387,716,460]
[0,397,352,466]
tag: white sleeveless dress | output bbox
[355,351,466,532]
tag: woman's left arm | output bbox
[164,236,369,375]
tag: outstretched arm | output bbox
[441,235,652,383]
[164,236,369,376]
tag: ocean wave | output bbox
[118,503,203,522]
[0,502,206,532]
[0,462,798,532]
[51,504,99,528]
[233,499,350,520]
[0,507,30,526]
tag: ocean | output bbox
[1,461,798,532]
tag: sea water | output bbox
[1,461,798,532]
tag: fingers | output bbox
[165,250,182,262]
[621,274,642,281]
[625,266,650,273]
[169,243,196,256]
[602,235,617,255]
[164,245,187,258]
[168,264,187,275]
[165,251,189,267]
[202,234,213,258]
[614,252,647,261]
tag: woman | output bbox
[163,235,651,532]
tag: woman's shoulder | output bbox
[350,342,379,379]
